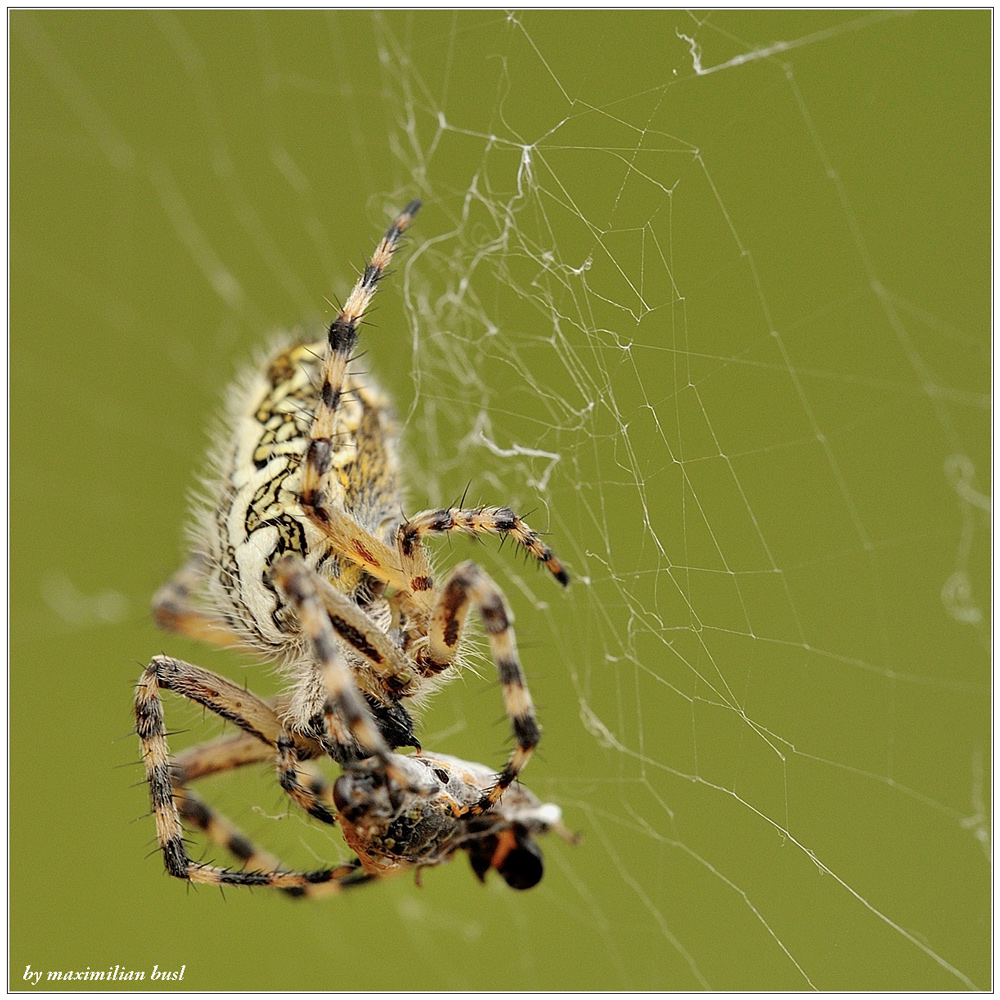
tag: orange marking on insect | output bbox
[488,828,518,871]
[411,575,433,592]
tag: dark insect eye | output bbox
[499,839,544,890]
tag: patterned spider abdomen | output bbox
[200,339,401,653]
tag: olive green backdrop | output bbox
[10,10,990,991]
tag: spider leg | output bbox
[152,554,243,648]
[422,560,540,810]
[174,786,286,876]
[135,656,362,893]
[397,506,570,592]
[299,201,420,583]
[136,655,302,750]
[270,554,394,761]
[270,553,421,810]
[168,702,376,808]
[309,569,419,700]
[307,510,409,590]
[177,785,372,896]
[170,729,278,789]
[174,782,369,898]
[275,732,342,824]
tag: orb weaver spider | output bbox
[136,200,573,893]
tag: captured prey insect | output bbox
[136,656,577,894]
[136,200,572,893]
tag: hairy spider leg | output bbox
[135,656,370,893]
[422,561,540,810]
[152,554,243,648]
[397,506,570,592]
[300,201,421,557]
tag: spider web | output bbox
[360,12,991,989]
[13,10,990,991]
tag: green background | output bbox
[10,10,990,991]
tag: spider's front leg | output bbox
[396,506,570,590]
[297,201,420,593]
[269,554,421,807]
[421,560,541,811]
[135,656,358,893]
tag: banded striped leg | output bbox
[269,554,419,804]
[174,787,285,877]
[300,570,420,751]
[309,571,418,700]
[152,554,243,648]
[299,200,420,584]
[396,506,570,592]
[173,787,370,899]
[424,561,540,810]
[135,657,365,893]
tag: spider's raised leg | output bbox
[298,201,420,588]
[421,560,540,810]
[396,506,570,592]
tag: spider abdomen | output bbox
[199,339,402,652]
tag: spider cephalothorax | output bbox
[136,201,572,894]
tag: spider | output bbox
[136,200,571,893]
